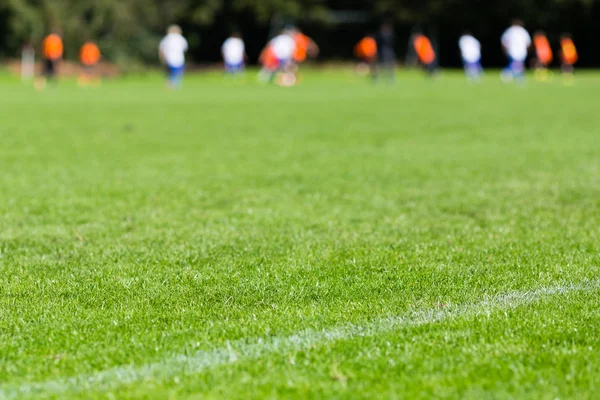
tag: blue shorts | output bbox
[507,58,525,73]
[167,64,184,79]
[225,62,245,73]
[277,58,293,69]
[463,60,482,69]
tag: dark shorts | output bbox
[379,48,396,64]
[43,58,57,77]
[82,64,97,74]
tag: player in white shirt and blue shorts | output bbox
[500,20,532,83]
[270,31,296,70]
[459,33,483,82]
[222,32,246,75]
[159,25,189,89]
[268,30,297,86]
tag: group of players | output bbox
[353,20,578,84]
[496,20,578,84]
[32,20,579,90]
[32,33,101,90]
[227,20,578,86]
[157,24,319,88]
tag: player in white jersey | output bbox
[500,20,531,83]
[221,32,246,76]
[267,30,297,86]
[459,33,483,82]
[270,31,296,69]
[159,25,188,88]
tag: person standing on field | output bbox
[221,32,246,77]
[35,31,63,90]
[354,34,378,78]
[500,19,531,83]
[459,32,483,82]
[532,31,553,81]
[559,34,578,85]
[159,25,188,89]
[375,22,396,83]
[413,33,437,76]
[268,29,297,86]
[78,41,102,87]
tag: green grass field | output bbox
[1,69,600,399]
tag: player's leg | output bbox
[167,65,184,89]
[370,57,380,82]
[511,59,526,83]
[561,62,575,85]
[534,60,552,82]
[276,59,297,87]
[35,58,54,91]
[78,65,94,87]
[232,62,245,78]
[475,61,484,81]
[464,60,480,82]
[500,57,514,83]
[225,62,239,76]
[380,48,395,83]
[175,65,185,87]
[425,61,437,77]
[355,59,370,77]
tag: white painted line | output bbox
[2,279,598,399]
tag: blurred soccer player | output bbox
[413,33,437,76]
[159,25,188,89]
[375,23,396,83]
[459,33,482,82]
[533,31,553,81]
[21,41,35,82]
[559,34,578,84]
[500,20,531,83]
[78,41,101,87]
[35,31,63,90]
[258,44,279,83]
[268,30,297,86]
[354,35,378,78]
[222,32,246,77]
[292,28,319,65]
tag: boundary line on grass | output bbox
[2,279,599,399]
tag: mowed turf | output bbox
[1,70,599,399]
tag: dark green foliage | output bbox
[0,0,327,64]
[0,1,598,66]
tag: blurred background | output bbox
[0,0,598,70]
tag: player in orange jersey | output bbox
[559,34,578,84]
[533,31,553,81]
[292,28,319,65]
[258,44,280,83]
[78,41,102,87]
[413,33,437,76]
[354,35,378,77]
[35,32,63,90]
[289,27,318,85]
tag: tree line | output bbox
[0,0,598,67]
